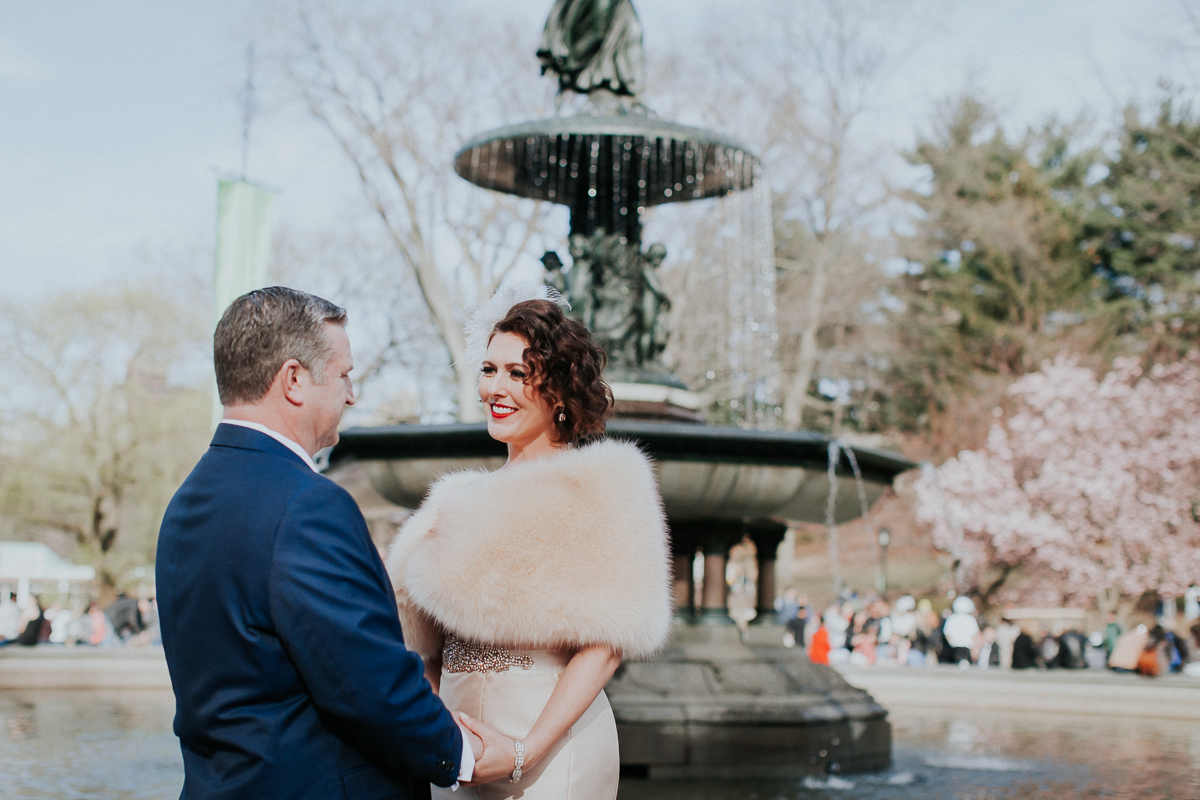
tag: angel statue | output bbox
[536,0,645,97]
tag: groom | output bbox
[157,287,475,799]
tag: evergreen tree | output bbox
[888,98,1096,449]
[1082,97,1200,357]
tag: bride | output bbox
[386,288,672,799]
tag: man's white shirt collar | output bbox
[220,419,319,472]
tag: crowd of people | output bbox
[0,590,160,648]
[775,589,1200,677]
[5,581,1200,680]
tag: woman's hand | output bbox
[458,712,518,785]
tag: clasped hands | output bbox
[458,712,525,786]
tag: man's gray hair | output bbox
[214,286,347,406]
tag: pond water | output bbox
[1,690,1197,800]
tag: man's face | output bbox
[309,323,355,451]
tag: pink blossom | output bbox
[915,353,1200,606]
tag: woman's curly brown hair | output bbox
[491,299,613,445]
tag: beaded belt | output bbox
[443,634,534,674]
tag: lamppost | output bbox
[876,527,891,597]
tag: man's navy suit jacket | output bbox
[156,424,461,799]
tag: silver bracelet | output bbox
[510,740,525,784]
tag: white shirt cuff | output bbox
[453,720,475,789]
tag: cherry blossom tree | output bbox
[915,353,1200,611]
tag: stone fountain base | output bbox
[608,624,891,779]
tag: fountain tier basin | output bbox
[332,419,910,524]
[454,111,759,207]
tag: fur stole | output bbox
[386,439,672,663]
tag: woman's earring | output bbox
[558,409,566,422]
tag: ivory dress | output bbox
[386,440,672,800]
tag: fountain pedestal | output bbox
[746,519,788,624]
[610,625,891,778]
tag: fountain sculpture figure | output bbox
[543,235,671,383]
[538,0,644,97]
[331,0,911,779]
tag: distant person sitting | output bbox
[995,616,1020,669]
[976,626,998,669]
[914,598,938,663]
[943,596,980,667]
[131,597,160,646]
[16,600,50,646]
[84,601,113,646]
[809,620,832,665]
[1039,627,1062,667]
[777,588,800,625]
[850,609,879,666]
[1136,639,1162,677]
[820,604,851,665]
[45,602,72,644]
[890,595,917,665]
[106,594,143,639]
[1057,629,1089,669]
[1163,628,1187,673]
[787,598,809,649]
[1184,622,1200,677]
[1103,612,1122,659]
[1010,625,1038,669]
[0,592,20,645]
[777,589,804,648]
[1108,625,1150,672]
[824,604,849,651]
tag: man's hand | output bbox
[458,712,517,785]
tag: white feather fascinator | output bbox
[461,283,570,370]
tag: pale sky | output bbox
[0,1,1190,302]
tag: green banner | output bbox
[213,179,274,421]
[214,178,275,324]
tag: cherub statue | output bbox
[638,242,670,364]
[543,241,596,331]
[542,233,670,376]
[536,0,644,97]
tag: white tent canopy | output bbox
[0,542,95,583]
[0,542,95,607]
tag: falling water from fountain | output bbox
[844,445,875,540]
[825,441,843,595]
[655,162,779,425]
[824,441,878,597]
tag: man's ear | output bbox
[278,359,306,407]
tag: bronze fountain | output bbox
[332,0,908,779]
